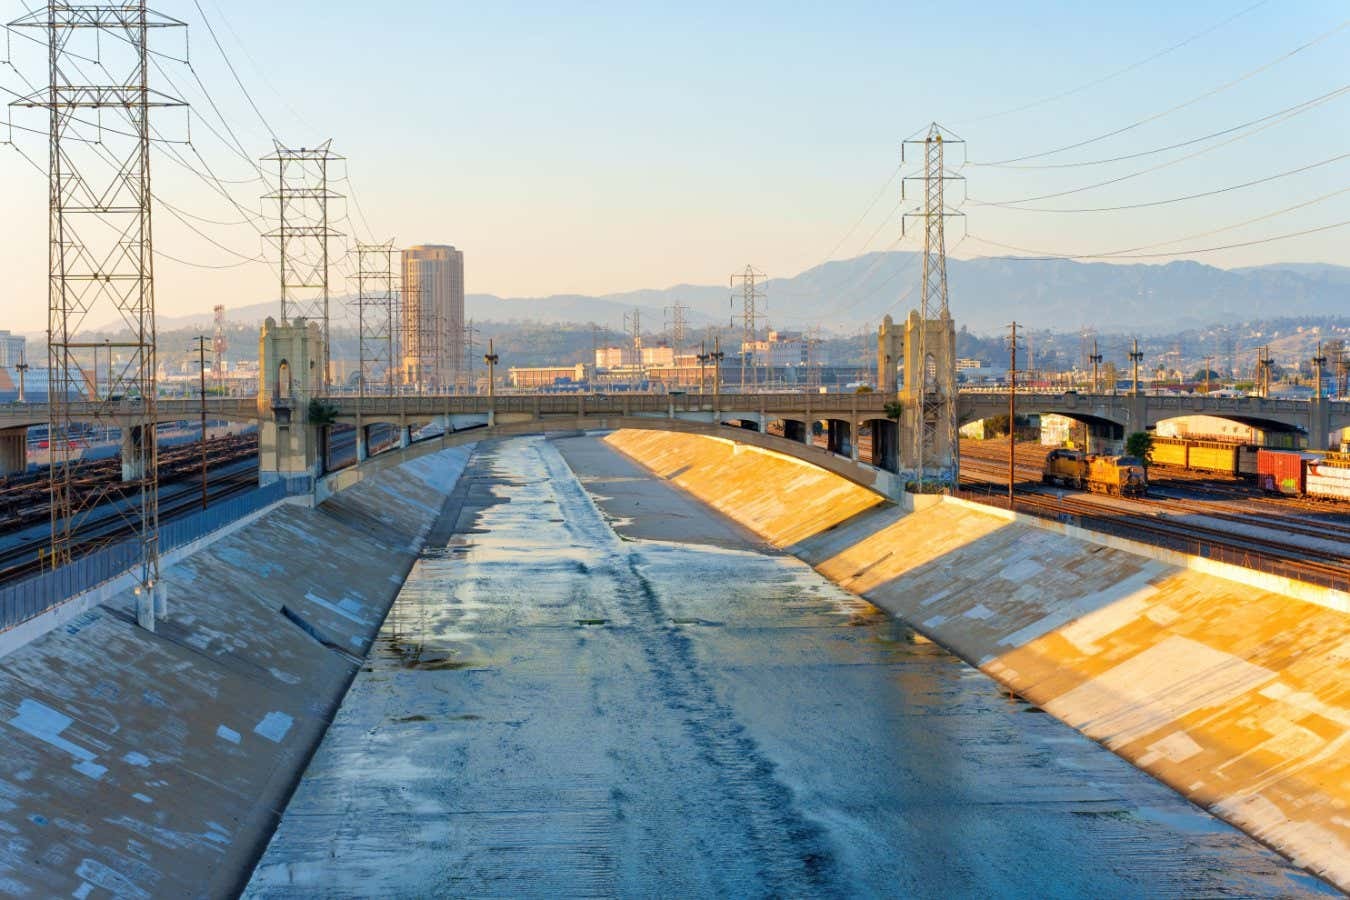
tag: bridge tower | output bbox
[901,123,964,488]
[877,315,901,394]
[257,317,324,487]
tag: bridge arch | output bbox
[333,416,904,499]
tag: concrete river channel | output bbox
[246,436,1332,898]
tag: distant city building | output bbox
[401,245,465,391]
[595,346,637,369]
[640,345,675,367]
[0,331,26,368]
[741,330,828,368]
[956,358,983,372]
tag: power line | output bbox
[968,219,1350,261]
[973,185,1350,260]
[973,152,1350,214]
[959,0,1270,125]
[972,83,1349,170]
[190,0,278,142]
[977,17,1349,166]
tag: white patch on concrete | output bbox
[72,761,106,781]
[253,712,294,744]
[923,615,948,629]
[1043,635,1276,748]
[998,557,1044,582]
[216,725,241,745]
[1058,590,1155,655]
[122,752,150,767]
[132,794,152,805]
[304,591,370,626]
[963,604,995,620]
[8,699,96,762]
[72,883,93,899]
[997,564,1166,649]
[1147,730,1205,764]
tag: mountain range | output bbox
[148,254,1350,338]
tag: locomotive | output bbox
[1042,449,1148,497]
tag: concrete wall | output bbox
[0,444,474,898]
[604,429,1350,891]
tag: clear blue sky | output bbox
[1,0,1346,331]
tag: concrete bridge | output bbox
[0,388,1344,481]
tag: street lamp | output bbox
[190,336,210,510]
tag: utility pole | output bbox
[1008,322,1018,510]
[191,336,210,510]
[9,3,183,611]
[711,337,725,412]
[903,123,965,490]
[483,340,499,424]
[15,359,28,404]
[1089,340,1102,394]
[1130,339,1144,396]
[696,340,710,396]
[729,266,766,392]
[1203,355,1214,395]
[263,141,343,388]
[1312,342,1327,400]
[463,320,479,393]
[1256,346,1273,398]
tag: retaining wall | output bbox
[605,429,1350,891]
[0,444,474,898]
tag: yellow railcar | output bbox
[1042,449,1147,497]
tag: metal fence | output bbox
[0,480,291,632]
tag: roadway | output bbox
[246,435,1325,897]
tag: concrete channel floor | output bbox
[246,435,1334,898]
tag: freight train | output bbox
[1150,437,1261,478]
[1042,449,1148,497]
[1258,449,1350,501]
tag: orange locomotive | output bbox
[1042,449,1148,497]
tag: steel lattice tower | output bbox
[263,141,343,389]
[730,266,766,392]
[903,123,964,489]
[8,3,184,599]
[356,242,396,395]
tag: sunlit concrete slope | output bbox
[603,429,884,547]
[605,429,1350,891]
[0,446,472,899]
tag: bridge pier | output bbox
[1309,397,1331,451]
[826,419,852,457]
[120,426,147,482]
[0,427,26,477]
[399,423,412,449]
[356,425,369,463]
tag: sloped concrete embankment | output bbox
[0,445,473,899]
[604,429,1350,891]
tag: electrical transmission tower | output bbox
[213,305,228,394]
[356,242,396,396]
[624,308,643,388]
[263,141,343,389]
[902,123,965,489]
[8,2,185,615]
[665,302,688,355]
[730,266,766,392]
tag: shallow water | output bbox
[247,436,1331,898]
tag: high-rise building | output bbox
[400,244,464,390]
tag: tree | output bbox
[1125,431,1155,468]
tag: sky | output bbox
[0,0,1347,332]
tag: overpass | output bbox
[1,389,1343,481]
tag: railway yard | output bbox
[0,432,261,585]
[960,440,1350,592]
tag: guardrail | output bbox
[0,480,289,633]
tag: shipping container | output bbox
[1256,449,1309,495]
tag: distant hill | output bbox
[166,254,1350,338]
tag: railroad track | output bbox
[957,472,1350,591]
[0,459,260,586]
